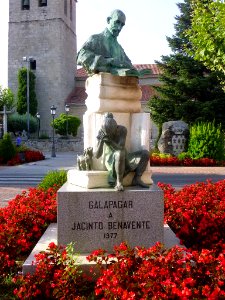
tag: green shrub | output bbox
[177,152,190,160]
[8,113,38,135]
[0,133,16,163]
[17,67,37,116]
[51,113,81,137]
[38,170,67,190]
[188,121,225,161]
[151,152,172,159]
[15,144,29,153]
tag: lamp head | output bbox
[65,104,70,112]
[50,105,57,115]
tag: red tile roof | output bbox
[140,85,158,103]
[133,64,161,75]
[65,86,87,105]
[76,68,87,78]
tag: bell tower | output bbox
[8,0,77,134]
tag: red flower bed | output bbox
[161,180,225,251]
[24,150,45,163]
[0,188,57,277]
[10,180,225,299]
[87,242,225,299]
[14,243,93,300]
[150,155,221,166]
[6,150,45,166]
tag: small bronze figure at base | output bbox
[96,113,149,191]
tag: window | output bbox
[22,0,30,10]
[70,0,72,20]
[64,0,67,16]
[39,0,47,7]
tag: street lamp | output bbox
[65,104,70,138]
[36,112,40,139]
[50,105,57,157]
[23,56,34,139]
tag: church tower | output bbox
[8,0,77,133]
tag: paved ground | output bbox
[0,151,224,207]
[0,151,78,207]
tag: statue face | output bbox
[107,12,126,37]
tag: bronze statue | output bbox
[95,113,149,191]
[77,9,150,77]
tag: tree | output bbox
[8,113,38,136]
[147,0,225,131]
[0,133,16,163]
[51,113,81,137]
[187,0,225,75]
[0,86,15,111]
[17,67,38,116]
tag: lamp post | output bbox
[65,104,70,138]
[50,105,57,157]
[23,56,34,139]
[36,112,40,139]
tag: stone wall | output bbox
[21,138,83,153]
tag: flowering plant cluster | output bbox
[6,150,45,166]
[150,153,222,166]
[87,242,225,299]
[0,187,57,277]
[161,180,225,251]
[14,242,93,300]
[9,180,225,299]
[24,150,45,162]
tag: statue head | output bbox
[106,9,126,38]
[103,113,118,137]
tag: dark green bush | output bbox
[0,133,16,163]
[188,122,225,161]
[17,67,37,116]
[38,170,67,190]
[8,113,37,135]
[51,113,81,137]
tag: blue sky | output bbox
[0,0,183,88]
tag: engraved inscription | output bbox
[72,222,103,230]
[71,199,152,240]
[108,221,151,230]
[89,200,133,209]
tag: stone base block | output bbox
[85,73,142,113]
[67,169,153,189]
[57,183,163,253]
[22,223,182,275]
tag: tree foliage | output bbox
[188,121,225,161]
[187,0,225,75]
[0,86,15,111]
[8,113,38,136]
[51,113,81,137]
[17,68,37,116]
[147,0,225,129]
[0,133,16,163]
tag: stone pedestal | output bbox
[57,183,163,253]
[67,169,153,189]
[85,73,142,113]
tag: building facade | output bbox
[8,0,77,134]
